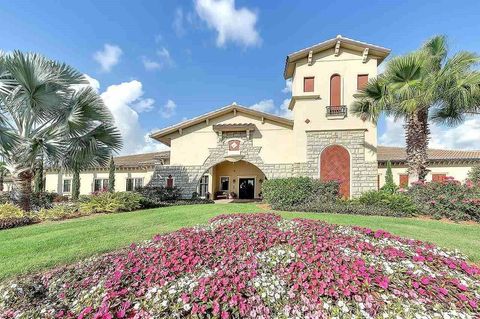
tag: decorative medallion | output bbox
[228,140,240,151]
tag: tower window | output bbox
[357,74,369,90]
[303,77,314,92]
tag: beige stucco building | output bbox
[43,35,480,199]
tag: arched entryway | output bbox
[198,160,266,200]
[320,145,350,198]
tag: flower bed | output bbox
[1,213,479,318]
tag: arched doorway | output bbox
[320,145,350,198]
[198,160,266,200]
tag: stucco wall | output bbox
[212,160,266,198]
[290,48,378,163]
[45,169,155,195]
[378,164,475,188]
[168,112,295,166]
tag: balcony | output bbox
[326,105,347,118]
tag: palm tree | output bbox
[0,161,6,192]
[352,35,480,181]
[62,87,122,201]
[0,51,122,210]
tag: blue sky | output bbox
[1,0,480,154]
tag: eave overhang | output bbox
[284,35,391,79]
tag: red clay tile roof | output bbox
[113,151,170,168]
[378,146,480,163]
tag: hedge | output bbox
[262,177,339,210]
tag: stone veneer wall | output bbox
[305,130,378,197]
[149,129,377,198]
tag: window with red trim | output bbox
[357,74,369,90]
[399,174,409,188]
[304,77,314,92]
[432,174,446,182]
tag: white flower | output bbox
[183,303,191,311]
[161,300,168,307]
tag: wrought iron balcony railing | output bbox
[326,105,347,117]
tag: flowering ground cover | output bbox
[1,213,479,318]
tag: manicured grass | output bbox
[1,203,479,281]
[0,204,261,281]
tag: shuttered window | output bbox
[330,74,341,106]
[303,77,314,92]
[432,174,447,182]
[399,174,409,188]
[357,74,369,90]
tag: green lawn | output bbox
[0,203,479,281]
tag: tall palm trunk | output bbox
[0,172,4,192]
[72,168,80,200]
[12,170,34,211]
[405,108,430,182]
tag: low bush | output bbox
[79,191,143,214]
[408,177,480,221]
[135,186,183,208]
[262,177,339,210]
[135,186,182,208]
[37,203,81,221]
[358,190,417,216]
[298,198,414,218]
[0,203,36,230]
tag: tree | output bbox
[0,51,122,210]
[33,158,44,193]
[467,165,480,183]
[108,156,115,192]
[0,161,6,192]
[352,35,480,182]
[64,88,123,201]
[381,161,397,193]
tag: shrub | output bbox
[37,203,81,221]
[358,190,417,216]
[0,203,35,229]
[79,191,143,214]
[135,186,182,208]
[408,177,480,221]
[298,198,414,218]
[0,203,25,219]
[381,161,398,193]
[468,165,480,184]
[262,177,339,210]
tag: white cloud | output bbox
[157,47,174,67]
[249,98,293,119]
[160,99,177,118]
[71,74,101,92]
[250,99,275,113]
[279,98,293,119]
[93,44,122,72]
[132,98,155,113]
[173,7,186,37]
[141,56,162,71]
[430,118,480,150]
[379,115,480,150]
[194,0,261,48]
[141,47,174,72]
[282,79,292,93]
[99,79,167,155]
[154,33,163,43]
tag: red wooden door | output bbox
[320,145,350,198]
[330,74,341,106]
